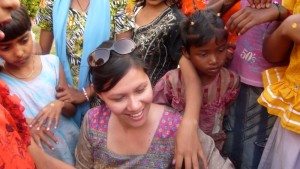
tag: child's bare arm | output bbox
[175,56,207,169]
[263,14,300,63]
[57,64,76,115]
[39,29,54,54]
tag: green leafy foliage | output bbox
[21,0,41,18]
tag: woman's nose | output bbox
[127,96,142,112]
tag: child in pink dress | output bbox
[154,10,239,149]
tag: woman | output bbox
[36,0,134,126]
[75,39,233,169]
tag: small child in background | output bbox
[154,10,239,150]
[0,7,79,165]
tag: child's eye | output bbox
[20,37,29,44]
[199,52,207,57]
[0,46,10,51]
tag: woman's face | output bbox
[99,67,153,128]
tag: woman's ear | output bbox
[181,46,190,59]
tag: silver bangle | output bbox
[82,88,89,101]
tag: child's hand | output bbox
[56,84,86,105]
[30,100,64,130]
[56,85,72,103]
[174,118,207,169]
[226,6,278,35]
[224,43,236,67]
[30,126,58,150]
[247,0,271,9]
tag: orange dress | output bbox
[0,80,35,169]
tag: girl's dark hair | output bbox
[0,6,31,42]
[90,40,148,93]
[180,10,228,53]
[135,0,181,8]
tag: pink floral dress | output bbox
[154,68,240,149]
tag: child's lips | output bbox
[208,67,220,72]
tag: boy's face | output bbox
[188,38,227,78]
[0,31,33,67]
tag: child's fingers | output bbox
[56,90,68,99]
[198,149,208,169]
[35,116,47,130]
[184,156,192,169]
[56,85,65,92]
[226,9,244,32]
[58,95,72,102]
[192,154,199,169]
[30,112,44,128]
[236,17,252,35]
[44,130,58,144]
[54,113,60,129]
[39,133,54,150]
[32,134,44,150]
[175,154,184,169]
[45,117,52,130]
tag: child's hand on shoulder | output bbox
[174,117,208,169]
[30,100,64,130]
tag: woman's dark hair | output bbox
[0,6,31,42]
[180,10,228,53]
[90,40,148,93]
[135,0,181,8]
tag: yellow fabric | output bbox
[258,0,300,133]
[282,0,300,14]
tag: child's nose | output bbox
[14,45,25,58]
[209,55,217,64]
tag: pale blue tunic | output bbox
[0,54,79,165]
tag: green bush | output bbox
[21,0,41,19]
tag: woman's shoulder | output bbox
[155,105,182,139]
[84,104,111,131]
